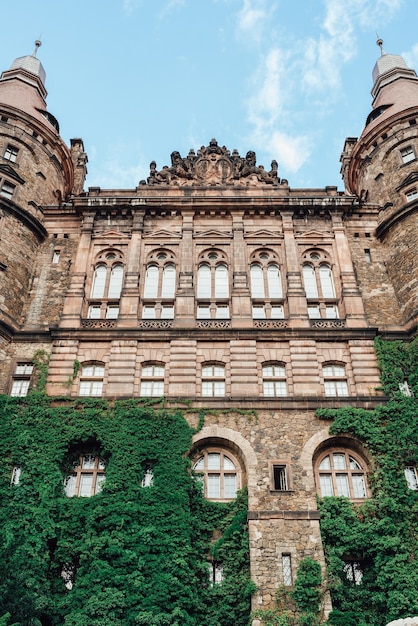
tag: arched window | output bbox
[201,364,225,397]
[87,251,124,320]
[79,363,105,397]
[140,363,165,397]
[142,250,176,319]
[323,364,349,397]
[262,363,287,397]
[302,250,339,320]
[64,454,105,497]
[197,250,230,319]
[193,449,239,500]
[250,250,284,320]
[316,449,368,499]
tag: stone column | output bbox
[175,211,195,326]
[119,208,145,327]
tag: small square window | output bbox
[106,305,119,319]
[4,144,19,162]
[88,305,101,319]
[142,305,156,319]
[308,305,321,319]
[406,188,418,202]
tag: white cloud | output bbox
[403,42,418,70]
[266,130,312,174]
[88,144,149,189]
[122,0,143,15]
[247,48,287,131]
[236,0,271,44]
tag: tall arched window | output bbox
[315,449,368,499]
[302,250,339,320]
[142,250,176,319]
[87,251,124,320]
[197,250,230,319]
[193,449,240,500]
[250,250,284,319]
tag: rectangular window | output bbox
[88,305,101,319]
[400,146,415,163]
[272,464,289,491]
[106,305,119,319]
[4,144,19,162]
[406,188,418,202]
[197,305,211,319]
[142,305,156,319]
[405,466,418,490]
[325,305,339,319]
[271,305,284,319]
[308,305,321,319]
[252,305,266,319]
[161,305,174,319]
[10,363,33,397]
[282,554,293,586]
[215,305,229,319]
[399,381,413,396]
[52,250,60,264]
[0,181,16,199]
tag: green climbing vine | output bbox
[0,396,253,626]
[315,337,418,626]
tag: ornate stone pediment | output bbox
[145,139,286,188]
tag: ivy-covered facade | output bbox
[0,40,417,625]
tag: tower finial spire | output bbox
[32,39,42,58]
[376,36,385,56]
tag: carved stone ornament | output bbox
[147,139,286,188]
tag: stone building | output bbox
[0,39,417,620]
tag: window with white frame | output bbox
[405,466,418,490]
[302,250,340,320]
[208,560,224,584]
[142,250,176,319]
[270,462,290,491]
[193,449,239,500]
[197,250,229,319]
[79,363,105,397]
[323,364,349,397]
[406,188,418,202]
[87,250,124,320]
[250,250,284,320]
[3,144,19,162]
[140,363,165,397]
[262,363,287,397]
[201,363,225,397]
[400,145,415,164]
[0,180,16,199]
[316,450,367,499]
[64,454,105,497]
[10,362,34,397]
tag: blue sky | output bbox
[2,0,418,190]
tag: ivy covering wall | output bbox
[317,338,418,626]
[0,338,417,625]
[0,394,253,625]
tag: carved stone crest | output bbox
[146,139,287,187]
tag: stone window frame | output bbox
[10,361,34,397]
[269,459,293,492]
[281,553,293,587]
[315,447,369,501]
[196,248,230,320]
[193,446,242,501]
[405,187,418,203]
[139,362,165,397]
[249,248,285,320]
[141,248,177,320]
[301,248,341,320]
[86,249,125,320]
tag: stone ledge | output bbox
[248,510,320,520]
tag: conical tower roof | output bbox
[0,41,59,132]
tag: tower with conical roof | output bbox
[341,39,418,332]
[0,42,87,334]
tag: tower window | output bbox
[3,144,19,162]
[0,181,16,199]
[400,146,415,164]
[406,188,418,202]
